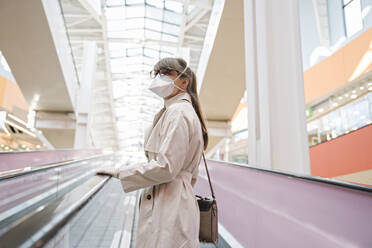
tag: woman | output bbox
[96,57,209,248]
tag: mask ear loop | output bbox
[173,66,188,91]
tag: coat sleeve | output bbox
[118,111,190,193]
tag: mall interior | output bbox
[0,0,371,247]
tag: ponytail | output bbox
[187,70,209,150]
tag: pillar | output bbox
[74,41,97,149]
[244,0,310,174]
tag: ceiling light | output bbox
[352,89,356,93]
[368,86,372,91]
[318,108,324,113]
[344,93,349,97]
[332,103,339,107]
[360,86,364,90]
[338,96,343,100]
[350,94,357,99]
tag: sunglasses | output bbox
[149,67,184,79]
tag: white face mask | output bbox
[148,66,188,98]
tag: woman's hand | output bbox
[95,167,119,178]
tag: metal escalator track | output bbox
[0,153,114,232]
[0,151,140,248]
[0,177,138,248]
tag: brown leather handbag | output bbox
[196,153,218,244]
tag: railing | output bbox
[0,152,113,232]
[0,149,103,173]
[194,159,372,248]
[0,152,138,248]
[0,175,111,247]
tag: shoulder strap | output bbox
[202,153,215,199]
[181,98,215,198]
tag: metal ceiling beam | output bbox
[66,16,93,28]
[184,34,204,41]
[185,9,209,32]
[69,37,104,43]
[77,0,102,24]
[100,0,119,150]
[178,0,189,47]
[68,28,103,33]
[172,0,213,9]
[61,0,119,150]
[108,37,180,47]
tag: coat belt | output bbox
[177,170,192,183]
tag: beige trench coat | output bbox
[117,92,204,248]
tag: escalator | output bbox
[0,151,141,248]
[1,150,371,247]
[0,151,222,248]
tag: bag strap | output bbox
[202,153,215,199]
[179,98,215,198]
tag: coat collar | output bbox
[164,91,191,109]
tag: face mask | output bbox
[148,66,188,98]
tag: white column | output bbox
[244,0,310,174]
[74,41,97,149]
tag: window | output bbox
[343,0,363,37]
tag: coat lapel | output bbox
[144,92,191,154]
[144,107,166,154]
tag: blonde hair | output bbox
[154,57,209,150]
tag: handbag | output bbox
[196,153,218,244]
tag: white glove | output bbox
[95,167,120,178]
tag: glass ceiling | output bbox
[105,0,190,162]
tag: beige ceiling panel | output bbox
[199,0,246,122]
